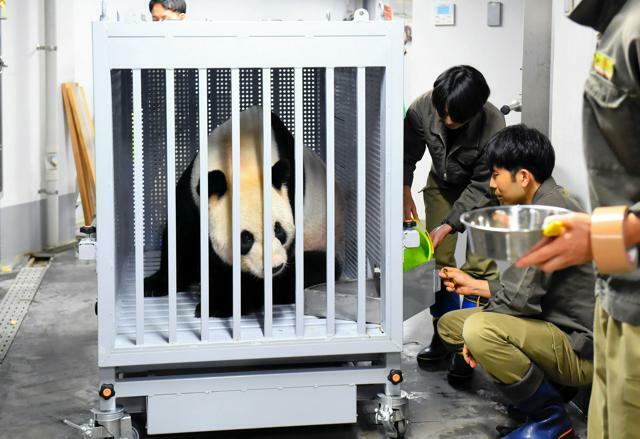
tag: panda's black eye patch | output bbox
[240,231,254,255]
[274,222,287,245]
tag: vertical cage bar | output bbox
[166,69,177,344]
[262,68,273,338]
[132,69,145,346]
[231,68,241,340]
[380,69,388,330]
[325,68,336,336]
[294,67,304,337]
[390,31,405,346]
[93,24,116,358]
[198,68,210,340]
[357,67,366,335]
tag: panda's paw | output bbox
[144,277,168,297]
[194,302,234,318]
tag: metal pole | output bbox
[133,69,145,346]
[44,0,60,246]
[325,68,335,336]
[356,67,366,335]
[262,68,273,338]
[294,68,304,337]
[198,69,210,340]
[166,69,177,344]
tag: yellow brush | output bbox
[542,220,565,237]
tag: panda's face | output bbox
[205,160,294,279]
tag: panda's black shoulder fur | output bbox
[269,111,313,210]
[269,112,296,209]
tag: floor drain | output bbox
[0,256,51,363]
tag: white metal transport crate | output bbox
[77,19,430,439]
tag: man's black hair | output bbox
[486,124,555,183]
[149,0,186,13]
[432,65,490,124]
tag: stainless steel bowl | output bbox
[460,205,571,262]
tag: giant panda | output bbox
[144,106,344,318]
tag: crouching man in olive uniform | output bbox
[438,125,595,438]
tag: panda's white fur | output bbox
[145,105,344,316]
[190,107,293,277]
[189,105,343,279]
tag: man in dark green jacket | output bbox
[403,65,505,366]
[517,1,640,437]
[438,125,595,438]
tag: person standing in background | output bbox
[149,0,186,21]
[403,66,504,372]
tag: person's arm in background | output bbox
[517,206,640,272]
[432,112,505,247]
[429,141,495,249]
[403,109,427,220]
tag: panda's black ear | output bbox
[272,159,290,190]
[197,170,227,198]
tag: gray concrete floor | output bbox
[0,249,587,438]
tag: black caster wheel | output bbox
[395,419,406,437]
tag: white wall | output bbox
[549,0,596,209]
[0,0,77,206]
[405,0,525,216]
[54,0,84,199]
[0,0,46,208]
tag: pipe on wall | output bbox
[43,0,60,248]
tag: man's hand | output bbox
[439,267,491,298]
[403,185,418,220]
[430,223,453,249]
[462,344,477,369]
[516,213,592,272]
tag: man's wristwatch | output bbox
[591,205,638,274]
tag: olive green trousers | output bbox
[438,308,593,387]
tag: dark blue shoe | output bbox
[503,378,575,439]
[430,288,462,318]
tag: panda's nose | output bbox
[273,264,284,275]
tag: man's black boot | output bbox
[417,319,450,367]
[447,351,474,383]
